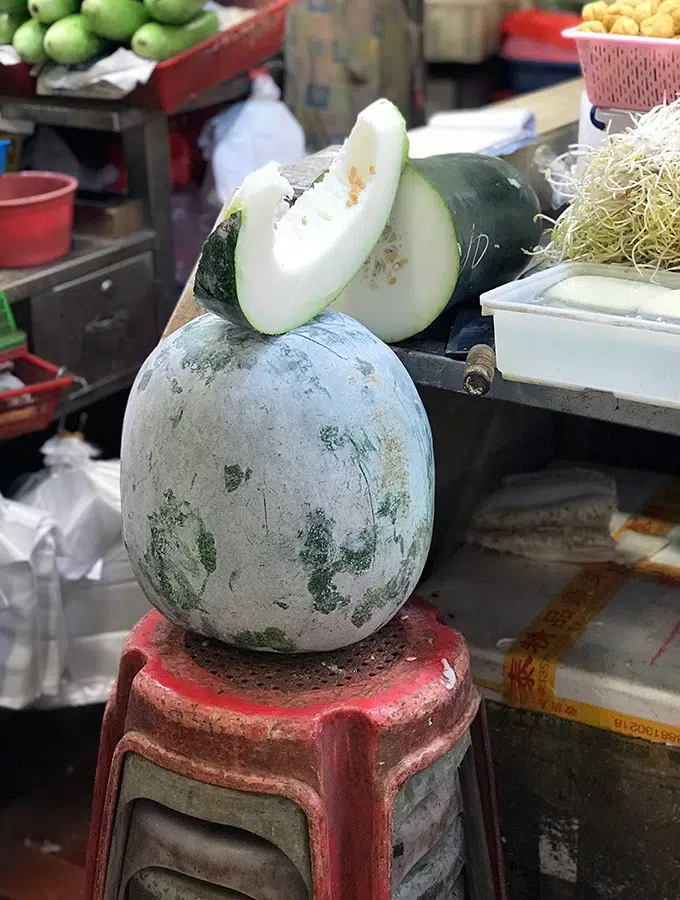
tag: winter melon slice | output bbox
[333,153,542,343]
[193,99,408,335]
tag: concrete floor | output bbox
[0,706,103,899]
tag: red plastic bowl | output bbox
[0,171,78,269]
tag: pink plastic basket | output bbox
[564,26,680,111]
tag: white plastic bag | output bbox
[39,540,150,708]
[0,495,64,709]
[199,72,306,205]
[13,435,122,581]
[22,125,119,192]
[14,434,151,707]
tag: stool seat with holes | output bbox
[85,596,502,900]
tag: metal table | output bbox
[0,73,250,421]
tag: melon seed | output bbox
[370,165,376,174]
[388,277,397,285]
[302,216,308,225]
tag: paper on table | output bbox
[0,45,20,66]
[34,4,254,100]
[408,108,537,159]
[37,48,155,99]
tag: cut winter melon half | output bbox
[193,99,408,335]
[333,153,542,344]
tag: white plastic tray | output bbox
[480,263,680,409]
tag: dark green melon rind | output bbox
[193,211,250,329]
[409,154,542,305]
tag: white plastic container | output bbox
[424,0,503,64]
[480,263,680,408]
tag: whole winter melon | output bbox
[121,310,434,652]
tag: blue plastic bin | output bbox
[0,141,9,176]
[504,60,581,95]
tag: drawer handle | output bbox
[84,309,129,335]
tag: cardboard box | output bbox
[421,466,680,898]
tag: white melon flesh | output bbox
[332,165,458,344]
[332,153,542,344]
[224,99,407,334]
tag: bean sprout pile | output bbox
[542,100,680,272]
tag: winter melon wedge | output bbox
[333,153,542,343]
[193,99,408,335]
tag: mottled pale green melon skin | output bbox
[121,310,434,652]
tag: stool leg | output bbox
[460,706,509,900]
[318,718,392,900]
[85,651,147,900]
[459,746,495,900]
[470,705,508,900]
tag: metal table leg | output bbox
[122,112,176,336]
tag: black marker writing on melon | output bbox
[334,153,541,343]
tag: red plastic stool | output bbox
[85,596,503,900]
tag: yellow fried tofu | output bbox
[657,0,680,28]
[610,14,640,31]
[582,1,608,19]
[640,11,675,34]
[603,3,622,26]
[632,0,654,21]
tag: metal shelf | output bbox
[0,97,148,133]
[56,367,139,419]
[281,145,680,438]
[0,72,252,131]
[0,229,156,303]
[395,339,680,438]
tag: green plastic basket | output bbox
[0,292,27,358]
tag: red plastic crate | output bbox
[0,0,290,109]
[0,352,73,440]
[0,62,36,99]
[128,0,291,111]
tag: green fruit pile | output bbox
[3,0,218,65]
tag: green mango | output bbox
[0,0,27,15]
[43,14,103,64]
[0,8,28,42]
[131,9,218,60]
[12,16,47,62]
[82,0,149,40]
[143,0,203,26]
[28,0,77,25]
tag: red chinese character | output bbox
[519,630,554,654]
[544,608,574,628]
[506,655,535,691]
